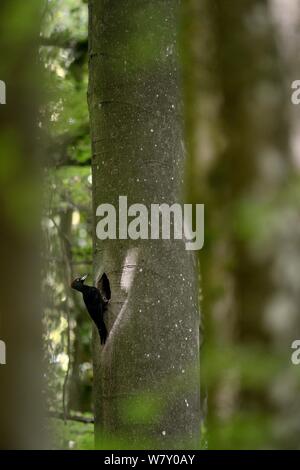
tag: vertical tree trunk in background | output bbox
[88,0,200,449]
[209,0,290,343]
[0,0,45,449]
[183,0,292,447]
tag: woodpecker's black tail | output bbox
[98,322,108,345]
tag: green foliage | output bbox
[50,418,94,450]
[208,412,272,450]
[41,0,93,434]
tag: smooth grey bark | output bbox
[88,0,200,449]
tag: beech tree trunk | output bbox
[88,0,201,449]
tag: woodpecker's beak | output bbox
[80,274,88,281]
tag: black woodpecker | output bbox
[71,273,110,344]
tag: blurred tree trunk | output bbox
[56,208,93,414]
[59,208,73,421]
[183,0,292,447]
[68,310,93,412]
[0,0,45,449]
[209,0,290,342]
[88,0,200,449]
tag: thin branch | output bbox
[40,35,88,51]
[42,256,92,265]
[48,411,94,424]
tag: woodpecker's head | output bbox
[71,274,88,292]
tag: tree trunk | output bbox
[183,0,294,448]
[0,0,45,449]
[88,0,200,449]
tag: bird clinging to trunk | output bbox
[71,273,111,345]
